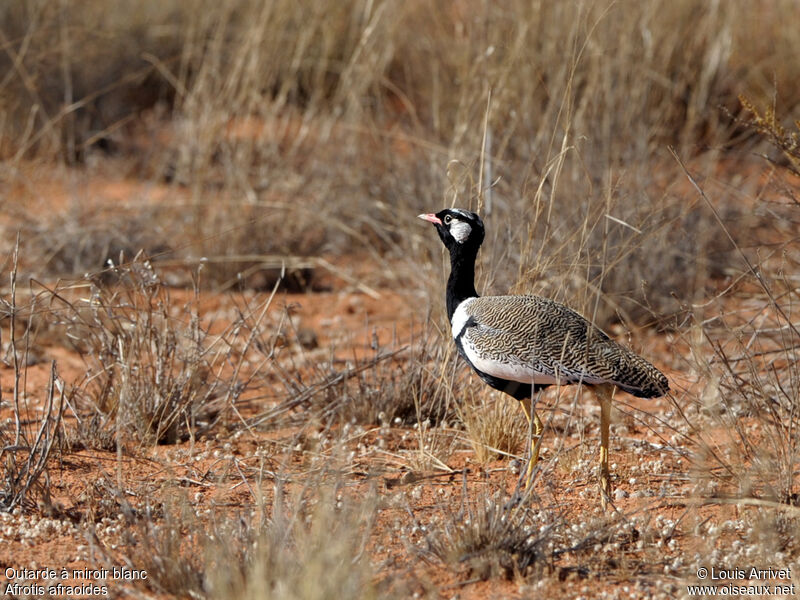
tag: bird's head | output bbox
[418,208,485,254]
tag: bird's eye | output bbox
[444,215,452,224]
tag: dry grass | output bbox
[3,0,800,598]
[2,0,798,308]
[457,391,527,465]
[740,95,800,178]
[0,246,66,512]
[90,474,391,599]
[423,489,550,581]
[40,258,247,448]
[422,486,665,587]
[676,101,800,506]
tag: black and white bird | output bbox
[419,208,669,508]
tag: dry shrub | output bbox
[0,247,66,513]
[422,487,651,584]
[6,185,332,290]
[457,392,527,464]
[47,257,247,448]
[740,95,800,179]
[654,101,800,590]
[247,317,460,431]
[0,361,65,513]
[424,492,548,581]
[685,101,800,504]
[317,334,456,428]
[185,201,328,291]
[100,477,390,600]
[0,0,180,161]
[692,320,800,503]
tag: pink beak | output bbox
[418,213,442,225]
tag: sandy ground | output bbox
[1,162,798,599]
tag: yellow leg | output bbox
[596,384,614,511]
[519,399,544,489]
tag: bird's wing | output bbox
[463,295,668,396]
[455,295,622,386]
[454,296,602,385]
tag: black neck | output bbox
[446,247,479,320]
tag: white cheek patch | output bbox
[449,220,472,243]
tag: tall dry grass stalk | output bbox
[1,0,797,317]
[681,101,800,505]
[0,241,66,513]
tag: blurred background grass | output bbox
[2,0,799,327]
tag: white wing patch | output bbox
[451,299,476,340]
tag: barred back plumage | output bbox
[459,295,669,398]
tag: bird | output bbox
[418,208,669,509]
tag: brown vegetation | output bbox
[2,1,800,597]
